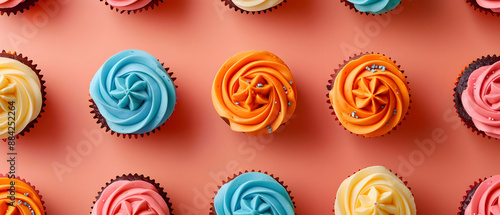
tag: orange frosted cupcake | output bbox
[212,51,297,135]
[327,53,410,137]
[0,175,46,214]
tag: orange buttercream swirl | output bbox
[212,51,297,135]
[0,177,45,215]
[329,54,410,137]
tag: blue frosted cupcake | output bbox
[210,171,295,215]
[89,49,177,138]
[341,0,402,15]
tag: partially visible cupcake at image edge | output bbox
[91,173,173,215]
[212,50,297,135]
[0,0,37,16]
[327,53,411,137]
[340,0,401,15]
[100,0,164,14]
[210,170,295,215]
[0,50,46,140]
[0,174,46,215]
[334,166,416,215]
[89,49,177,138]
[221,0,286,14]
[454,55,500,139]
[467,0,500,16]
[458,175,500,215]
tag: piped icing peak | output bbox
[212,50,297,135]
[334,166,416,215]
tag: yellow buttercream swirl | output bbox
[0,57,42,139]
[334,166,416,215]
[329,54,410,137]
[0,177,45,215]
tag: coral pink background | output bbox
[0,0,498,214]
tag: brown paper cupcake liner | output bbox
[458,178,487,215]
[453,55,500,140]
[91,173,174,215]
[332,168,413,214]
[0,50,47,140]
[326,52,411,138]
[340,0,402,16]
[0,0,38,16]
[0,174,47,215]
[221,0,286,14]
[466,0,500,17]
[209,170,296,215]
[89,62,177,139]
[100,0,163,14]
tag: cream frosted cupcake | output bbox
[221,0,286,14]
[101,0,164,14]
[0,0,37,16]
[334,166,416,215]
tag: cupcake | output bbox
[89,49,177,138]
[0,50,46,140]
[221,0,286,14]
[454,55,500,139]
[0,174,46,214]
[100,0,164,14]
[91,174,173,215]
[327,53,410,137]
[467,0,500,16]
[340,0,401,15]
[334,166,416,215]
[210,171,295,215]
[458,175,500,215]
[212,50,297,135]
[0,0,37,16]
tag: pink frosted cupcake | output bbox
[467,0,500,16]
[101,0,164,14]
[0,0,37,16]
[458,175,500,215]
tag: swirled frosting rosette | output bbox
[467,0,500,16]
[459,175,500,215]
[0,175,46,215]
[89,49,177,138]
[328,53,410,137]
[0,51,46,140]
[212,50,297,135]
[454,55,500,139]
[334,166,416,215]
[91,174,172,215]
[211,171,295,215]
[101,0,163,14]
[0,0,36,16]
[221,0,286,14]
[340,0,401,14]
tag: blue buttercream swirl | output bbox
[214,172,295,215]
[347,0,401,14]
[89,49,176,134]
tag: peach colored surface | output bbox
[0,0,498,214]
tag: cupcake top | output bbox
[105,0,151,11]
[346,0,401,14]
[476,0,500,12]
[0,176,45,215]
[0,55,43,139]
[329,53,410,137]
[463,175,500,215]
[91,179,171,215]
[0,0,24,9]
[213,172,295,215]
[89,49,176,134]
[212,50,297,135]
[231,0,283,12]
[334,166,416,215]
[461,60,500,139]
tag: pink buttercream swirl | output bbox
[476,0,500,12]
[91,180,171,215]
[0,0,24,9]
[462,61,500,139]
[106,0,151,10]
[465,175,500,215]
